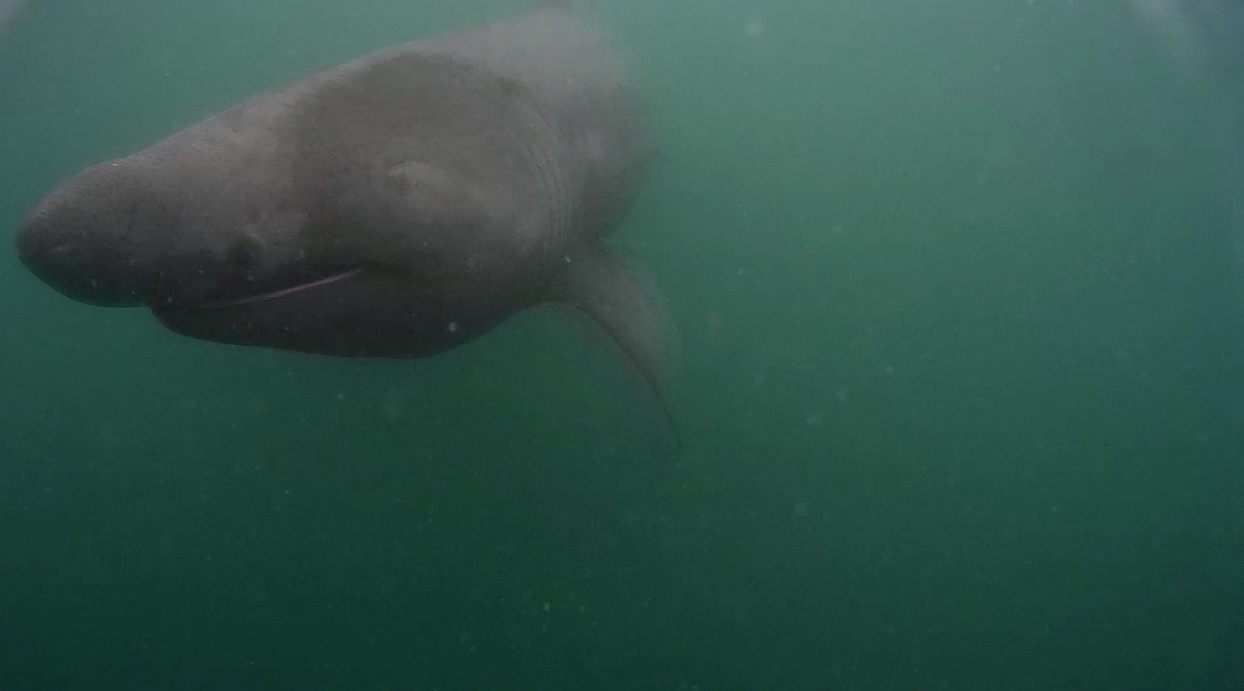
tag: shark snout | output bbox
[15,212,147,307]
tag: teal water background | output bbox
[2,1,1242,688]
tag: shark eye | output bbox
[226,239,260,273]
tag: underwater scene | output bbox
[1,0,1242,689]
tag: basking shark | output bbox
[15,6,678,436]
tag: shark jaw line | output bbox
[191,268,366,309]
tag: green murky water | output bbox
[2,0,1242,688]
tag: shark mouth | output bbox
[191,268,365,309]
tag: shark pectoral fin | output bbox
[547,244,682,450]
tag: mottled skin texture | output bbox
[17,7,652,358]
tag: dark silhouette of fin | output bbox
[546,243,682,451]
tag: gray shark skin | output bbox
[15,6,678,439]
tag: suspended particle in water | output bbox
[381,388,405,421]
[706,311,725,352]
[744,17,766,39]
